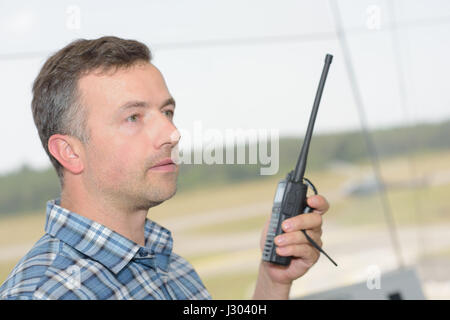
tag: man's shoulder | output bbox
[170,251,196,271]
[0,233,64,299]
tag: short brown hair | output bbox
[31,36,152,188]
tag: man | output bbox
[0,36,329,300]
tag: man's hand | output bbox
[252,194,329,299]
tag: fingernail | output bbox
[282,221,292,231]
[309,196,319,206]
[276,236,285,245]
[277,246,287,255]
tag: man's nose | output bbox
[149,112,180,149]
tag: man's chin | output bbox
[134,191,174,211]
[155,185,177,203]
[140,172,178,207]
[144,183,177,207]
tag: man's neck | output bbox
[60,182,148,247]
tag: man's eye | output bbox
[126,114,139,122]
[164,110,174,118]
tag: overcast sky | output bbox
[1,0,450,174]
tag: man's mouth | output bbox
[149,158,177,172]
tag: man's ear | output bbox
[48,134,84,175]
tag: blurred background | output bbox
[1,0,450,299]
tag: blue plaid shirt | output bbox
[0,198,211,300]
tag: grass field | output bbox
[1,149,450,299]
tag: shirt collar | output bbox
[44,198,174,274]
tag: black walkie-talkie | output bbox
[262,54,337,267]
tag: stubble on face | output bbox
[78,62,180,212]
[84,142,179,211]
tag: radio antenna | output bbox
[293,54,333,183]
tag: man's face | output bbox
[78,61,180,210]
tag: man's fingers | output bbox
[307,195,329,215]
[274,229,322,247]
[281,212,322,232]
[276,243,320,264]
